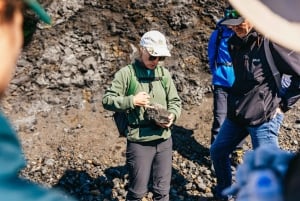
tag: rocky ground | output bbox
[1,0,300,201]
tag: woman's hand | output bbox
[133,91,150,107]
[156,113,175,128]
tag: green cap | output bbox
[23,0,51,24]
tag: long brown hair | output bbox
[0,0,23,23]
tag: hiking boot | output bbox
[211,186,235,201]
[231,148,244,166]
[210,195,235,201]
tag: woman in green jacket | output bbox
[102,30,181,201]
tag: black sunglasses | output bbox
[225,9,240,19]
[148,55,166,61]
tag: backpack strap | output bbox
[126,64,138,96]
[210,25,224,68]
[139,65,167,91]
[159,66,168,91]
[126,64,168,96]
[264,38,282,92]
[215,26,223,58]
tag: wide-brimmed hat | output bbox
[229,0,300,51]
[24,0,51,24]
[140,30,171,57]
[220,7,244,26]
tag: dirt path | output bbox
[17,96,214,168]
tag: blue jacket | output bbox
[0,111,76,201]
[208,23,235,87]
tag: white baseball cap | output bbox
[140,30,171,57]
[229,0,300,52]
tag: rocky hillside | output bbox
[8,0,228,108]
[2,1,300,201]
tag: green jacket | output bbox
[102,60,182,142]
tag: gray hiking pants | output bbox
[126,137,172,201]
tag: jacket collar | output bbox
[229,29,262,48]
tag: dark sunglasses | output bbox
[148,55,166,61]
[225,9,240,19]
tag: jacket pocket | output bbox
[228,89,267,125]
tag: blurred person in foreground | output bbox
[222,145,300,201]
[102,30,181,201]
[209,6,300,201]
[0,0,76,200]
[223,145,295,201]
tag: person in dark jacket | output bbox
[209,7,300,201]
[0,1,75,201]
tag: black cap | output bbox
[221,7,244,26]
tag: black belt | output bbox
[129,124,153,128]
[216,62,232,67]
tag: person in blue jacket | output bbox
[0,1,75,200]
[208,20,235,143]
[207,13,244,164]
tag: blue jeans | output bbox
[210,113,284,199]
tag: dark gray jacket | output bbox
[227,30,300,126]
